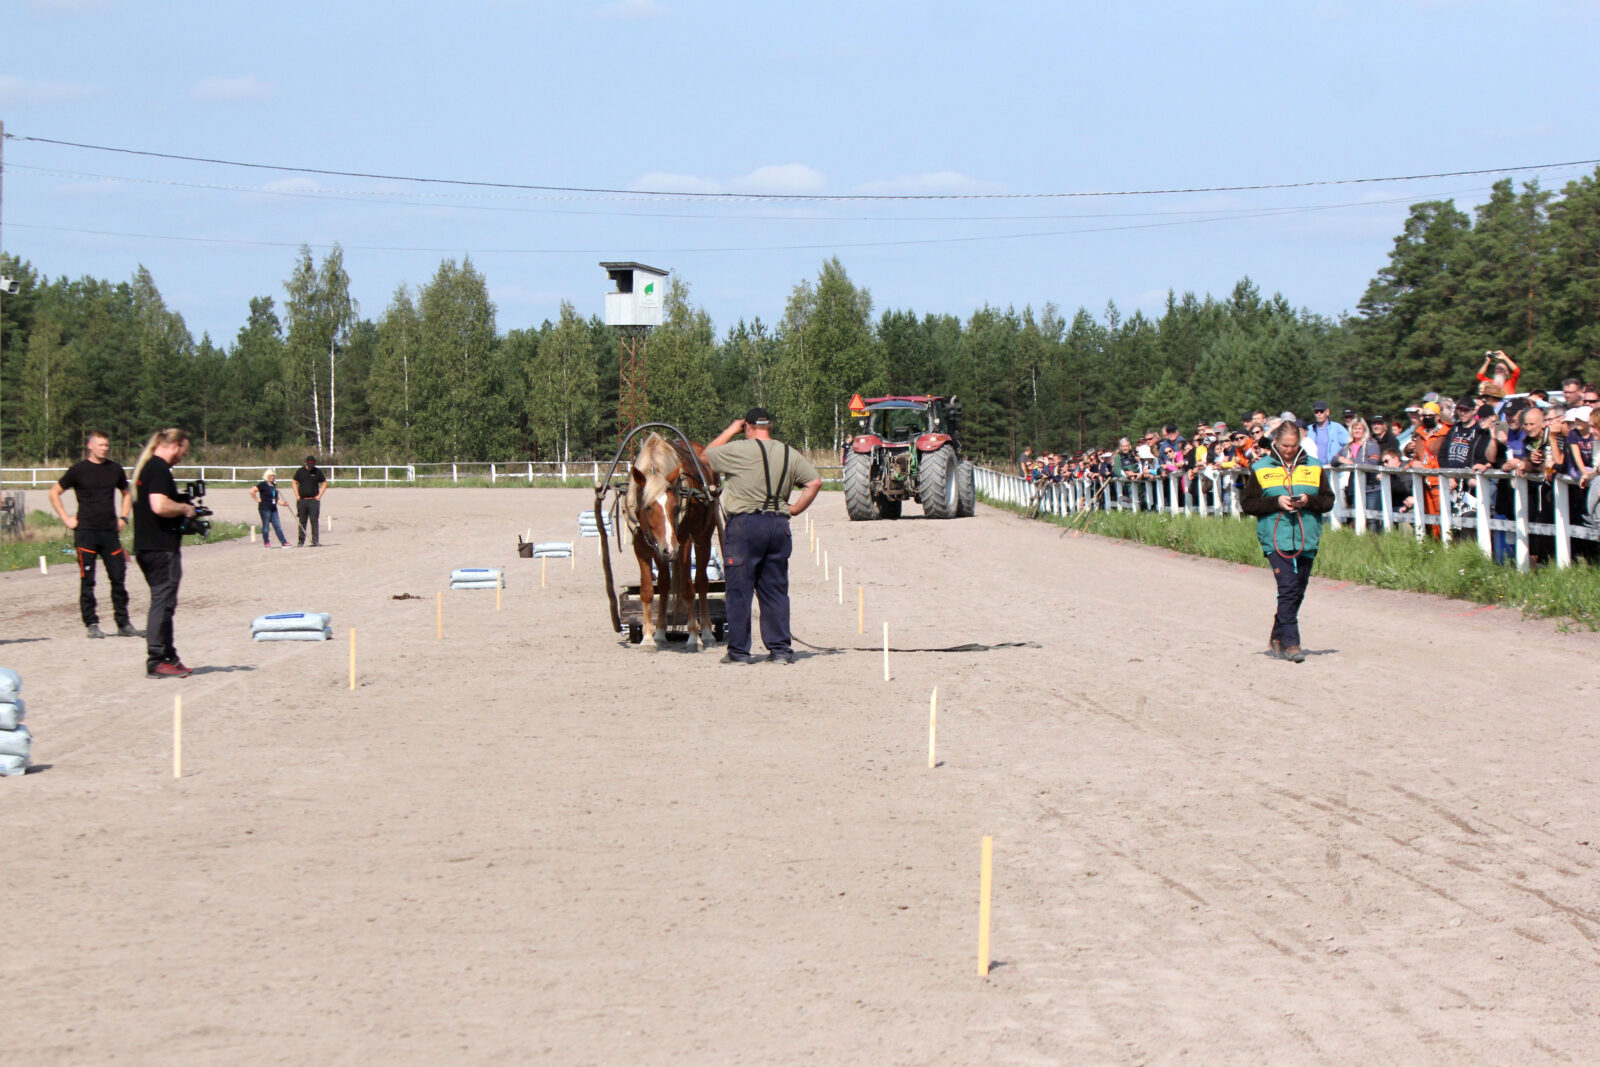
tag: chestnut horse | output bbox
[625,432,718,649]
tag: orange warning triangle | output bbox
[848,393,866,414]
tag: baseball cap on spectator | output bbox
[1476,403,1497,419]
[744,406,773,427]
[1279,411,1296,423]
[1567,406,1591,423]
[1422,391,1440,404]
[1370,413,1389,425]
[1312,401,1329,412]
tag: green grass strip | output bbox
[0,511,252,573]
[983,496,1600,627]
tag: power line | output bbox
[10,131,1598,202]
[1,163,1503,223]
[2,198,1440,255]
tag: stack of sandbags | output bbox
[578,511,614,538]
[0,668,29,777]
[251,611,333,642]
[450,567,504,590]
[530,542,573,559]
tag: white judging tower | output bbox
[602,261,669,435]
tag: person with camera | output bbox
[131,429,201,678]
[293,455,328,547]
[1241,420,1334,664]
[49,430,138,639]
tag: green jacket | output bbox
[1239,448,1335,556]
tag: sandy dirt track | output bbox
[4,486,1600,1064]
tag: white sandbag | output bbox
[0,668,19,694]
[0,699,24,731]
[450,580,503,590]
[0,724,32,758]
[532,542,573,557]
[0,754,25,777]
[253,628,333,642]
[450,568,501,583]
[0,688,20,705]
[250,611,332,633]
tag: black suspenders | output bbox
[756,441,792,513]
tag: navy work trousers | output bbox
[1268,550,1315,649]
[724,511,792,659]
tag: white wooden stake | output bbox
[883,622,890,682]
[173,695,183,778]
[928,687,938,768]
[38,555,47,575]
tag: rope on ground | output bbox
[793,638,1041,655]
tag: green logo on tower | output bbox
[644,282,655,296]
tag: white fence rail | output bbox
[3,460,847,488]
[974,464,1596,573]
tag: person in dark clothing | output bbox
[1368,414,1399,454]
[704,408,823,665]
[131,428,199,678]
[1240,421,1336,663]
[48,430,138,639]
[292,455,328,546]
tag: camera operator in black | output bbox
[49,430,137,638]
[131,428,199,679]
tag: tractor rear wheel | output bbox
[843,452,877,521]
[918,444,958,519]
[956,459,976,517]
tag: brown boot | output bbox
[1284,646,1306,663]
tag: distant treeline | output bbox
[1,171,1596,464]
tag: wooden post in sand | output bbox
[837,567,843,605]
[928,687,938,768]
[883,622,890,681]
[349,629,357,690]
[541,557,547,588]
[38,555,47,575]
[858,587,864,634]
[173,695,183,778]
[978,836,993,976]
[824,549,829,579]
[497,584,503,611]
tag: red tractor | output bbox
[843,395,975,520]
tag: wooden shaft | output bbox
[978,836,993,975]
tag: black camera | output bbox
[176,479,213,538]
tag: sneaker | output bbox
[146,662,192,679]
[86,624,107,639]
[1267,636,1282,659]
[1284,646,1306,664]
[116,623,142,638]
[719,653,756,665]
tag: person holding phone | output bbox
[1240,420,1335,663]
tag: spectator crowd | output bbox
[1016,352,1600,567]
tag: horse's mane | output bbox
[631,433,681,507]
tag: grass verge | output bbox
[0,511,252,572]
[983,496,1600,627]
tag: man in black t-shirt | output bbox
[49,431,137,638]
[292,455,328,547]
[132,429,199,679]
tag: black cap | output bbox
[304,455,317,465]
[744,407,772,427]
[1163,422,1178,434]
[1369,413,1388,424]
[1477,403,1498,419]
[1312,400,1329,412]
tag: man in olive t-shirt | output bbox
[704,407,823,665]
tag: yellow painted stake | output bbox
[436,592,443,640]
[978,836,994,976]
[497,584,502,611]
[883,622,890,681]
[824,549,829,579]
[173,695,183,779]
[570,550,575,571]
[349,628,357,690]
[542,557,547,588]
[837,567,843,605]
[928,686,938,768]
[858,586,864,634]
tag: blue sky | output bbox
[3,0,1597,343]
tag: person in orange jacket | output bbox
[1409,400,1452,538]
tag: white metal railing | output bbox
[973,464,1598,573]
[3,460,846,488]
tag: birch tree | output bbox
[283,244,355,455]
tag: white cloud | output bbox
[589,0,669,20]
[729,164,827,195]
[0,74,96,105]
[851,171,999,196]
[191,75,274,102]
[630,164,828,196]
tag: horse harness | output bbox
[622,441,722,550]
